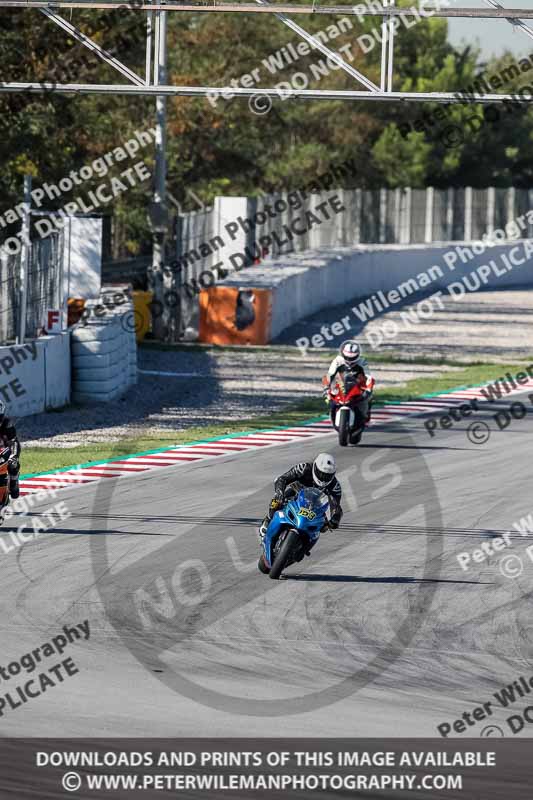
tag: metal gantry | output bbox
[2,2,533,102]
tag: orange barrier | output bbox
[199,286,272,345]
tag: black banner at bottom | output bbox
[0,738,530,799]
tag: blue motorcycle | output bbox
[258,486,331,580]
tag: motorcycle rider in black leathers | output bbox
[0,400,21,499]
[258,453,343,541]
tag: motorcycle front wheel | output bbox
[269,529,299,580]
[338,407,350,447]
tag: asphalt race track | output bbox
[2,394,533,739]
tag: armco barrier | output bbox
[0,333,70,417]
[71,302,137,403]
[199,241,533,344]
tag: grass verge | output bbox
[21,359,528,477]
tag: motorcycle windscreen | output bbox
[296,487,330,524]
[343,371,362,392]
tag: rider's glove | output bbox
[271,490,283,509]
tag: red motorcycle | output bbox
[323,370,375,446]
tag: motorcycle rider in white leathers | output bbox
[326,339,373,388]
[324,340,374,424]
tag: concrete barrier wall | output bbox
[0,312,135,414]
[199,240,533,343]
[331,241,533,296]
[0,333,70,417]
[71,302,137,403]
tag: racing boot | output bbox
[8,458,20,499]
[258,497,281,543]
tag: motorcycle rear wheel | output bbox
[269,529,299,580]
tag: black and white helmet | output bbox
[340,339,361,368]
[312,453,336,488]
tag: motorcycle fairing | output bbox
[262,487,329,567]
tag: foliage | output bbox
[0,5,530,255]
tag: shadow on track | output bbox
[283,574,493,585]
[354,442,472,451]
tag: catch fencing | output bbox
[172,207,218,335]
[0,231,66,345]
[177,186,533,256]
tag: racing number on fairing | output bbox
[298,508,316,520]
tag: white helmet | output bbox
[312,453,336,488]
[340,339,361,368]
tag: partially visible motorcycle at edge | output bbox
[0,446,12,525]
